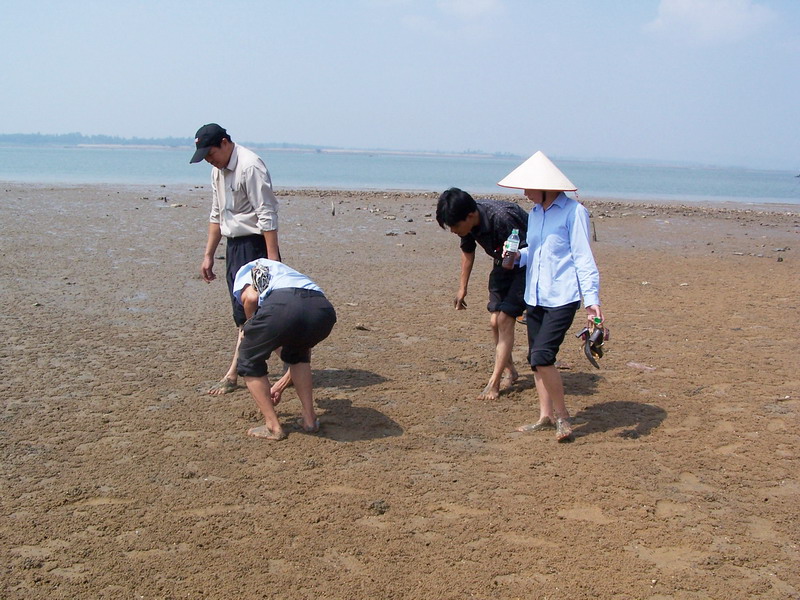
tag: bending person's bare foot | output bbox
[207,378,237,396]
[295,417,321,433]
[247,424,287,440]
[477,383,500,401]
[499,369,519,391]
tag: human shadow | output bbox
[571,400,667,439]
[315,397,403,442]
[312,368,388,390]
[562,371,601,396]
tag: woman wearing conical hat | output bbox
[499,152,604,442]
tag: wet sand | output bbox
[1,183,799,599]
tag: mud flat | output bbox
[1,183,798,598]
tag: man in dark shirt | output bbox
[436,187,528,401]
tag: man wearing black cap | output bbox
[191,123,282,395]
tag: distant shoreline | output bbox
[1,131,797,171]
[70,143,511,160]
[262,146,508,160]
[1,144,796,205]
[1,140,794,173]
[0,139,517,161]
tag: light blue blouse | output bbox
[517,193,600,308]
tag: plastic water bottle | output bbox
[502,228,520,269]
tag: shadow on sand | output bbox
[572,400,667,439]
[313,367,388,390]
[315,396,403,442]
[306,368,401,442]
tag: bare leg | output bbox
[243,374,286,440]
[533,365,569,419]
[525,365,572,440]
[498,312,520,389]
[208,328,243,395]
[516,364,568,434]
[478,311,517,401]
[223,328,244,382]
[289,362,319,432]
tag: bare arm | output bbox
[455,251,475,309]
[270,369,293,406]
[263,229,281,262]
[245,162,280,261]
[240,285,260,320]
[201,222,223,282]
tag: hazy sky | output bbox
[3,0,798,169]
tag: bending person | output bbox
[498,152,605,442]
[436,188,528,401]
[233,259,336,440]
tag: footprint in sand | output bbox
[557,504,613,525]
[654,499,695,519]
[625,542,708,571]
[675,471,715,494]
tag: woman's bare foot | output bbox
[247,424,286,440]
[516,417,555,432]
[555,418,574,442]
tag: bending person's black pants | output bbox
[237,288,337,378]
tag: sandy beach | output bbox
[1,182,799,599]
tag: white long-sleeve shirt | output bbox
[209,144,278,237]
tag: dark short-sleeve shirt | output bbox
[459,199,528,262]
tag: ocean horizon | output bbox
[1,143,798,208]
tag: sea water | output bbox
[0,144,797,207]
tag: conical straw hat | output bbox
[497,151,577,191]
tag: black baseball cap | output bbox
[189,123,230,164]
